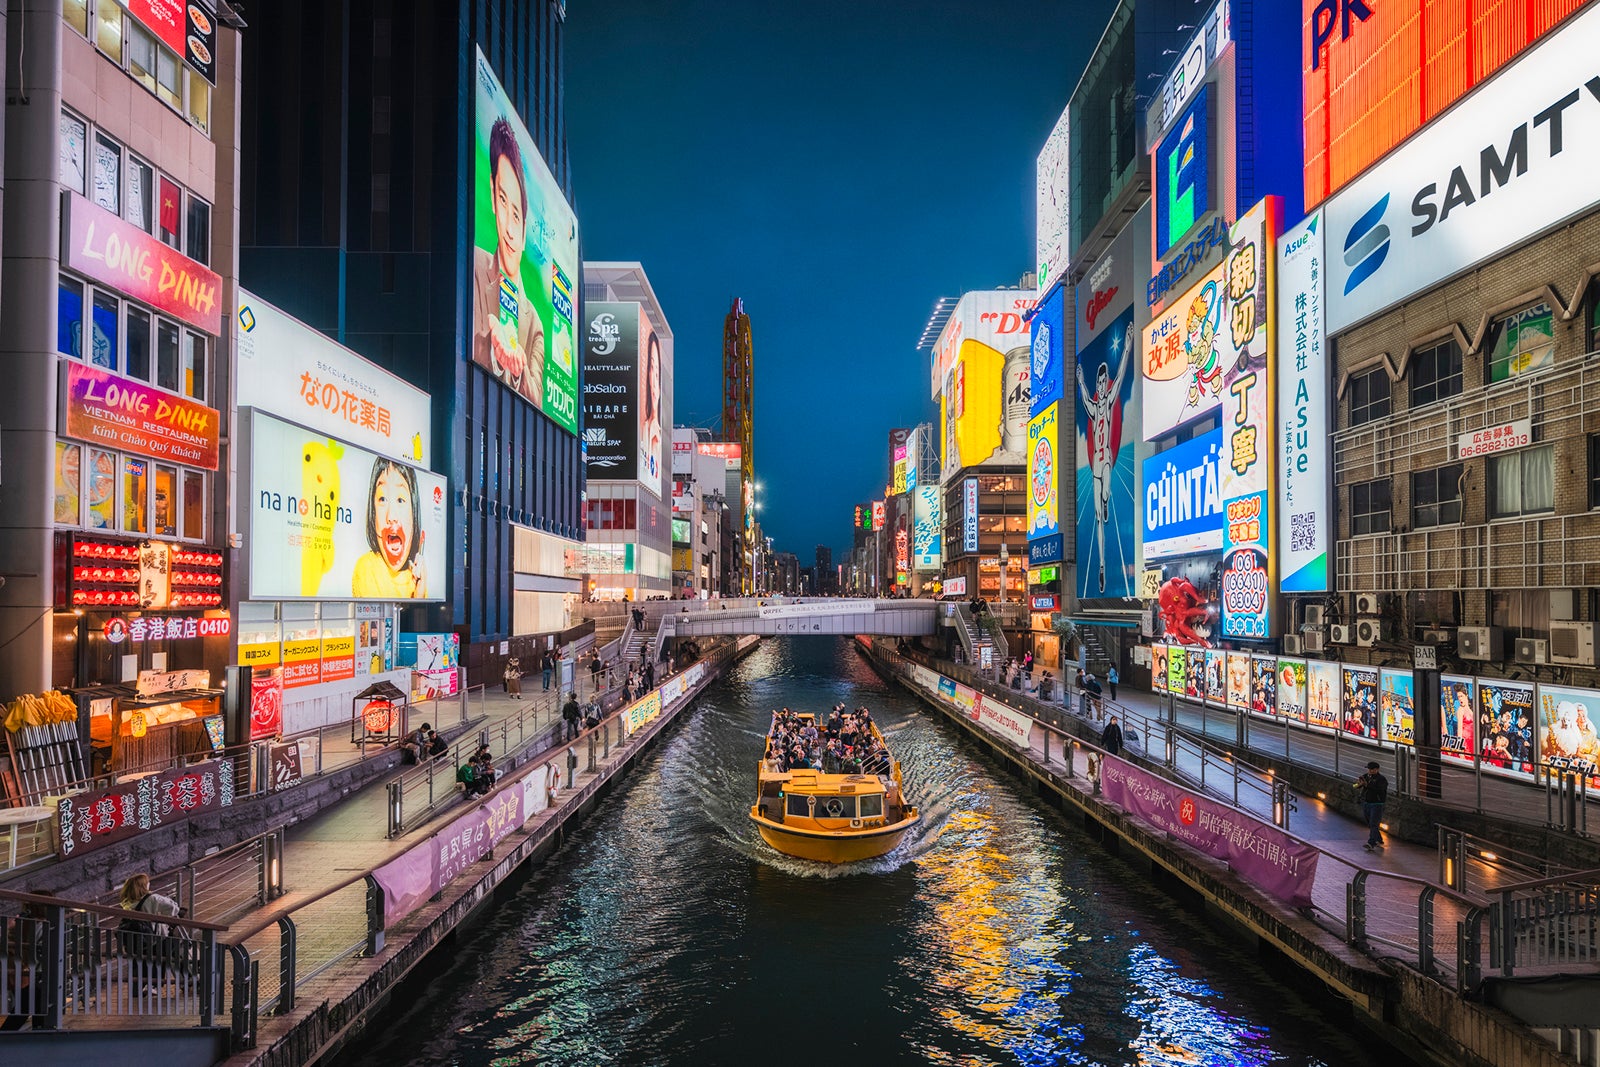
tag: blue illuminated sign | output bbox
[1155,85,1210,258]
[1029,287,1066,418]
[1141,429,1224,561]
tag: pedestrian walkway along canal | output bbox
[336,637,1404,1066]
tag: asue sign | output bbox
[1323,3,1600,333]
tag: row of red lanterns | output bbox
[70,589,223,607]
[171,572,224,587]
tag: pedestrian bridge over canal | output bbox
[659,598,938,638]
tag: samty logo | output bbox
[587,312,620,356]
[1341,194,1390,296]
[1031,321,1052,380]
[1309,0,1374,71]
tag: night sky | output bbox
[566,0,1115,565]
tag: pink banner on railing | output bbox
[435,786,524,891]
[1099,756,1319,908]
[372,840,438,929]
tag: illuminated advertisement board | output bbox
[637,313,663,495]
[1302,0,1587,208]
[1216,199,1277,640]
[962,478,979,554]
[1030,286,1066,419]
[1027,403,1060,544]
[1249,654,1277,718]
[63,193,222,335]
[913,484,942,571]
[123,0,218,83]
[1441,675,1476,766]
[1380,667,1415,747]
[696,441,741,468]
[62,363,220,470]
[1275,211,1328,592]
[872,501,886,530]
[939,312,1032,481]
[237,290,430,466]
[1154,85,1212,258]
[1073,307,1136,599]
[248,410,448,601]
[1203,649,1224,705]
[1151,645,1168,692]
[1537,683,1600,788]
[930,290,1036,400]
[1036,104,1072,298]
[1321,4,1600,333]
[1149,1,1228,144]
[1478,680,1535,780]
[471,48,579,433]
[1306,659,1340,733]
[1277,658,1308,724]
[582,301,639,475]
[1141,429,1222,561]
[1341,665,1379,740]
[1167,646,1188,695]
[890,428,910,495]
[1226,652,1250,710]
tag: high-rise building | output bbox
[815,546,833,594]
[722,298,754,591]
[580,264,674,600]
[240,1,585,680]
[0,1,245,734]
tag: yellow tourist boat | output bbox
[749,711,918,863]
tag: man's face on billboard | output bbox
[493,155,526,276]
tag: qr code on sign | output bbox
[1290,512,1317,552]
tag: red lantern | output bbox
[362,699,394,734]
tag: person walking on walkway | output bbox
[1099,714,1123,756]
[542,649,554,691]
[562,692,582,741]
[503,657,522,699]
[1356,760,1388,851]
[1108,665,1119,701]
[589,651,601,691]
[1085,673,1104,720]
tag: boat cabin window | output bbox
[858,793,884,818]
[815,795,856,819]
[786,793,811,818]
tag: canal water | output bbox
[340,638,1394,1066]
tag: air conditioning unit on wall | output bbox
[1420,628,1455,645]
[1283,634,1304,655]
[1457,626,1502,661]
[1515,637,1549,665]
[1550,622,1596,666]
[1303,630,1326,653]
[1304,605,1326,628]
[1355,593,1382,616]
[1330,624,1354,644]
[1356,618,1390,647]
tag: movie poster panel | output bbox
[1276,658,1307,725]
[1151,645,1169,692]
[1306,660,1340,733]
[1478,680,1536,781]
[1183,651,1204,702]
[1226,651,1251,710]
[1074,304,1138,599]
[1440,675,1477,766]
[1341,665,1379,741]
[1536,683,1600,788]
[1248,654,1277,719]
[472,48,579,433]
[1380,668,1416,747]
[1167,646,1188,696]
[1204,648,1225,706]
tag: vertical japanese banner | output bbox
[1276,210,1329,592]
[1219,198,1278,639]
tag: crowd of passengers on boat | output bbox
[767,705,890,775]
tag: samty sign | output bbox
[63,193,222,334]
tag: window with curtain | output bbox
[155,46,182,110]
[1348,366,1390,426]
[1490,445,1555,518]
[1491,589,1552,638]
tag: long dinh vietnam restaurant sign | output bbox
[1148,643,1600,788]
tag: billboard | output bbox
[872,501,886,530]
[962,478,979,554]
[1302,0,1588,207]
[582,302,640,475]
[1216,200,1277,640]
[1141,429,1222,561]
[638,313,663,495]
[1074,306,1137,598]
[1306,659,1340,732]
[1537,683,1600,788]
[1154,85,1212,258]
[471,48,579,432]
[889,429,910,495]
[1036,104,1072,298]
[1027,404,1060,545]
[1321,4,1600,333]
[1030,286,1066,418]
[913,484,942,571]
[1249,654,1277,718]
[63,363,220,471]
[940,321,1031,481]
[1380,667,1416,747]
[237,290,430,466]
[63,193,222,335]
[1478,679,1535,780]
[1441,675,1477,765]
[930,290,1036,399]
[1275,211,1329,592]
[248,410,448,601]
[1277,658,1308,724]
[1341,665,1379,740]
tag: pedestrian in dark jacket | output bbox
[562,693,582,741]
[1356,761,1388,851]
[1099,714,1123,756]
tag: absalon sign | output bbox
[1324,3,1600,333]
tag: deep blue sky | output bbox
[566,0,1115,565]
